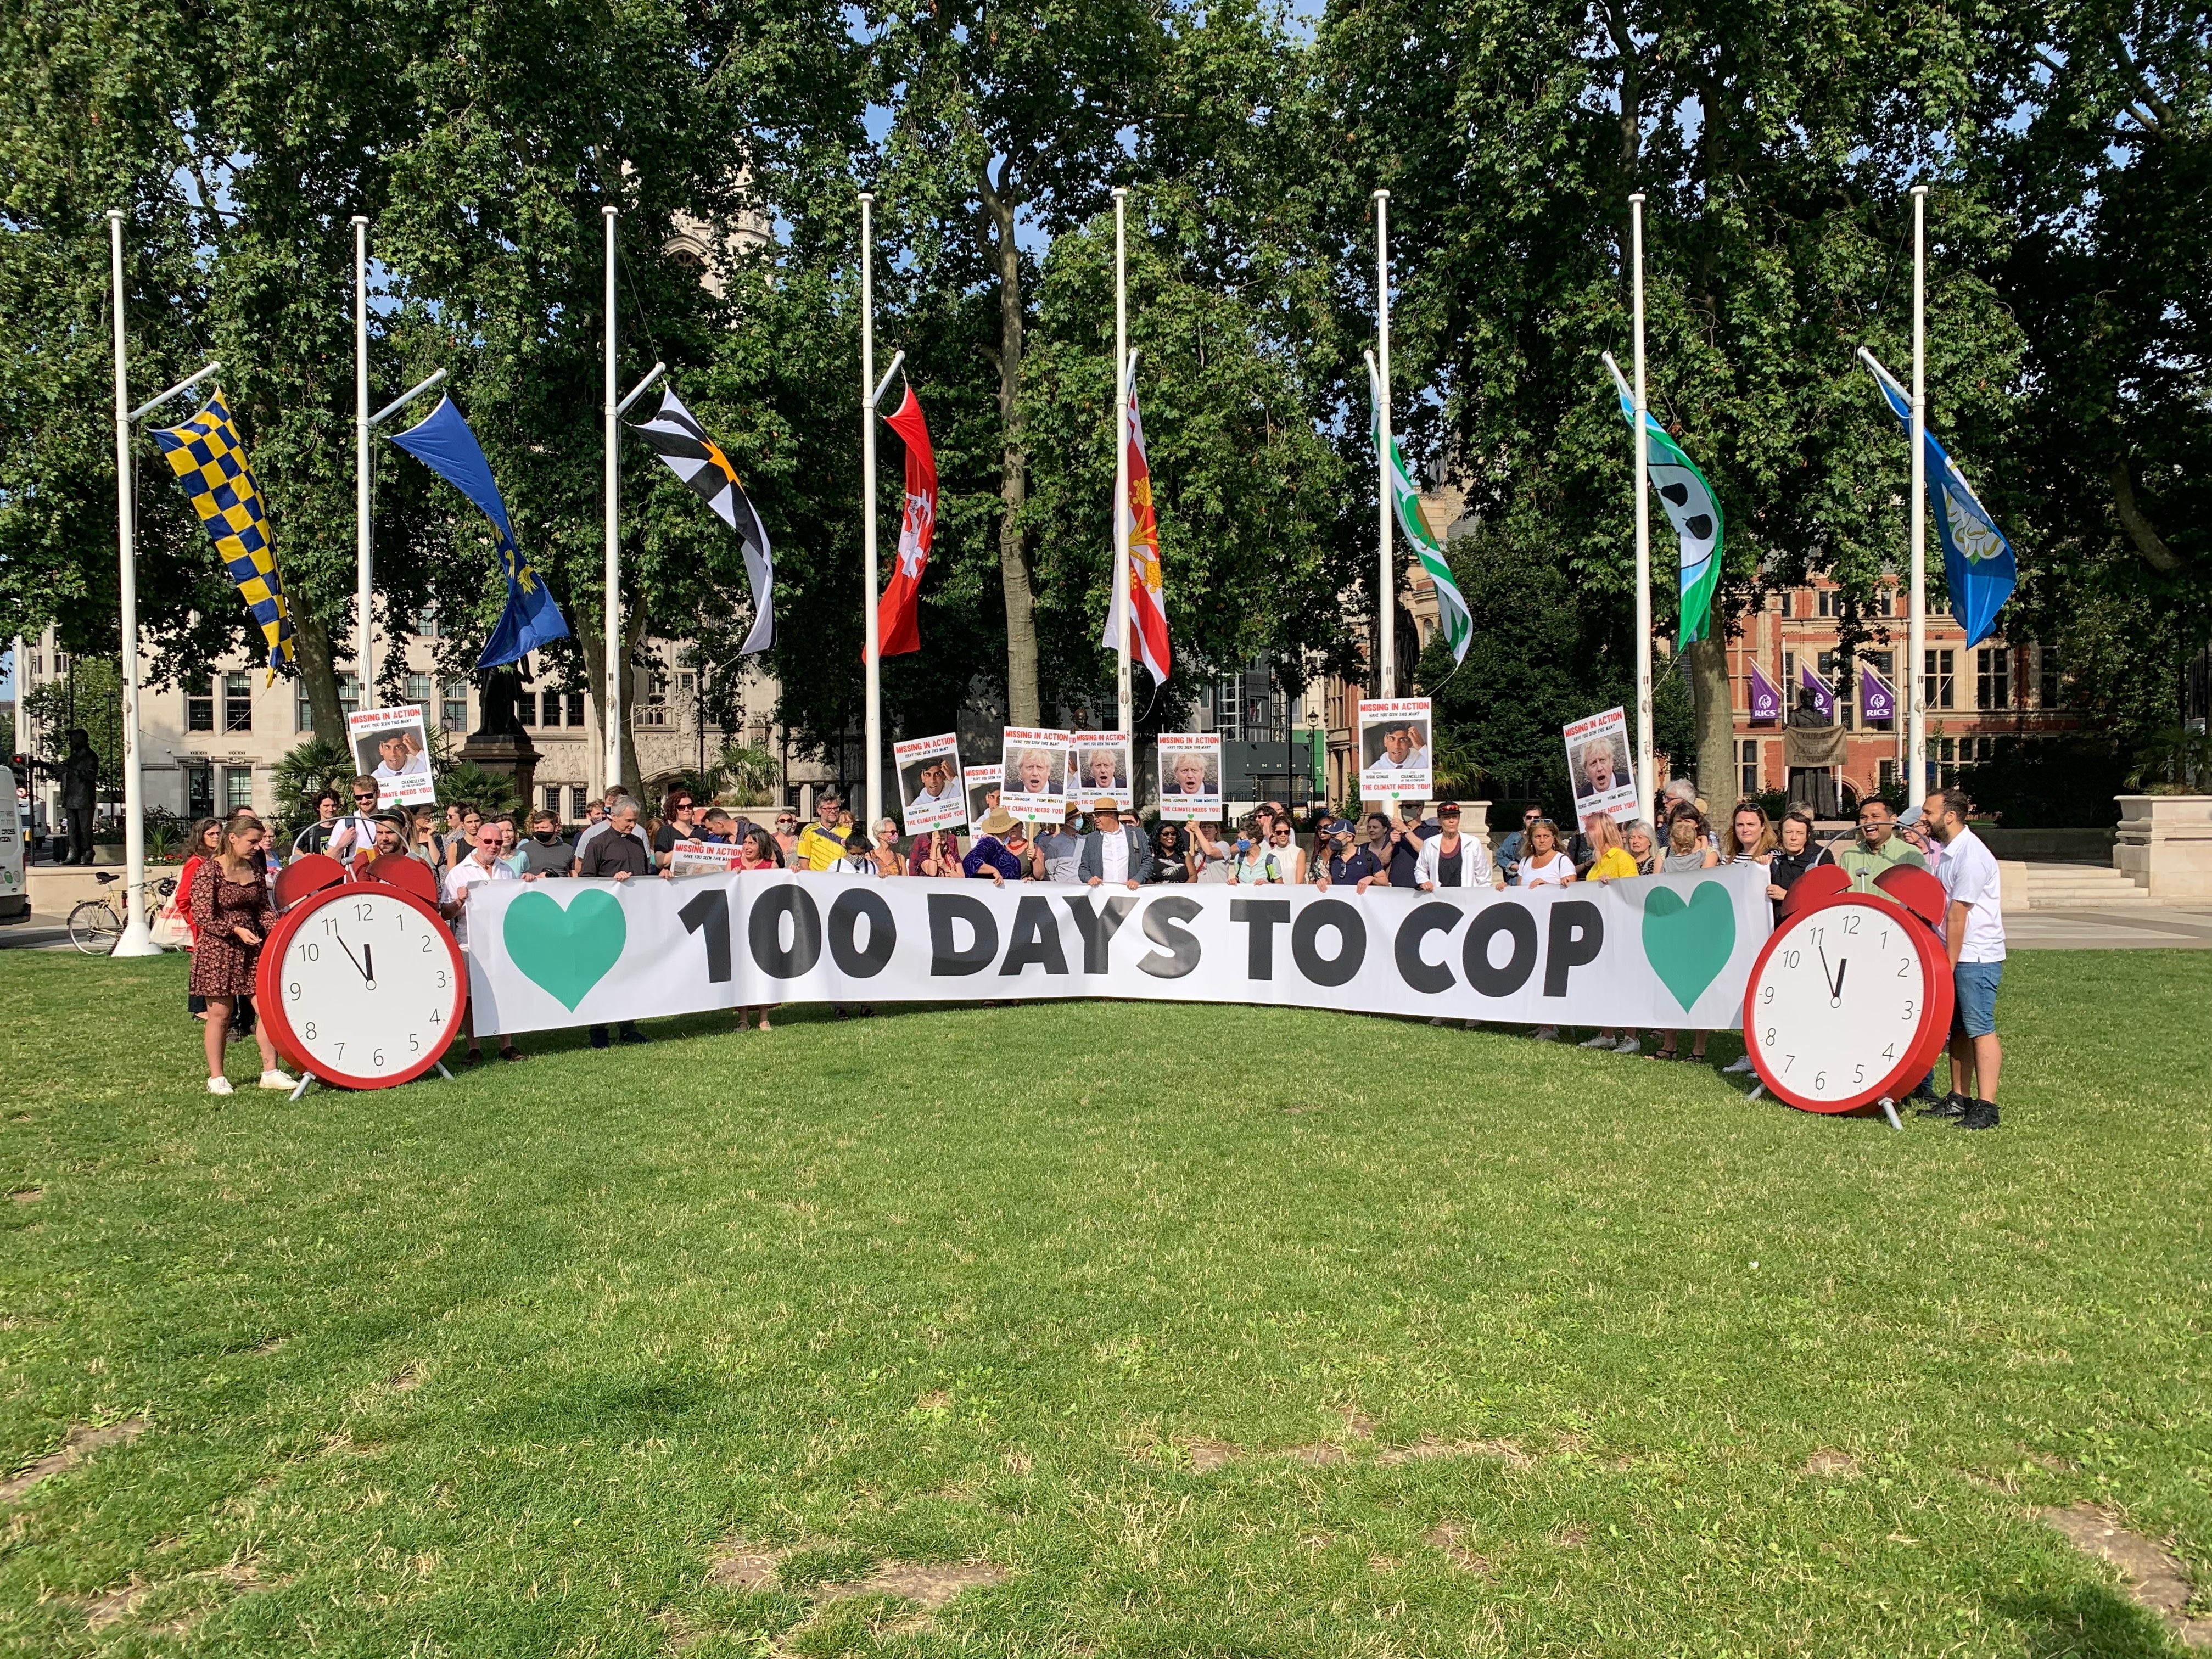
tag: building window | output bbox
[1879,759,1897,789]
[222,671,253,733]
[2038,646,2060,710]
[566,692,585,727]
[412,609,440,638]
[1782,651,1796,698]
[441,681,468,729]
[294,673,360,734]
[518,688,536,726]
[1924,649,1955,711]
[1817,588,1834,618]
[184,762,213,819]
[223,766,254,812]
[542,784,562,816]
[1739,739,1759,796]
[1213,674,1243,742]
[1976,647,2010,710]
[406,672,433,715]
[1817,652,1853,728]
[1874,586,1893,618]
[569,786,590,822]
[186,681,214,732]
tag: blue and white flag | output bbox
[388,395,570,669]
[1858,349,2016,648]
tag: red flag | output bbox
[876,385,935,658]
[1100,380,1171,683]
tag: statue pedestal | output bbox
[2115,795,2212,900]
[457,731,541,814]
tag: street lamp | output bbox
[1307,707,1323,813]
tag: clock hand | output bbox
[333,934,371,984]
[1818,944,1839,1000]
[1833,957,1846,1000]
[362,940,375,986]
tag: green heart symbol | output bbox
[501,888,628,1011]
[1641,881,1737,1012]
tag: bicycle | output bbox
[68,871,178,956]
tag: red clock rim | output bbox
[1744,892,1952,1113]
[255,881,466,1090]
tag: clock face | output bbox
[1746,896,1944,1112]
[259,883,465,1089]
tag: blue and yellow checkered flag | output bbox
[150,393,295,681]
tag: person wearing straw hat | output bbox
[962,806,1026,885]
[1078,798,1152,890]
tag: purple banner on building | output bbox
[1800,663,1836,722]
[1861,665,1895,723]
[1749,662,1782,723]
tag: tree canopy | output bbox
[2,0,2203,787]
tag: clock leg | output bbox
[1879,1098,1903,1133]
[434,1061,455,1081]
[1743,1081,1766,1103]
[287,1074,315,1103]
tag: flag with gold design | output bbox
[388,395,569,668]
[150,394,295,681]
[629,386,774,653]
[1099,374,1170,686]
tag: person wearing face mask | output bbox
[1312,816,1385,893]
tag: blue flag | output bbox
[388,395,570,668]
[1859,350,2016,647]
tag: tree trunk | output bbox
[980,162,1040,726]
[290,609,348,748]
[1684,634,1734,804]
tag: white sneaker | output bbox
[1429,1017,1447,1027]
[1463,1019,1481,1031]
[1578,1033,1615,1049]
[258,1068,298,1091]
[1532,1025,1559,1042]
[1614,1036,1643,1055]
[206,1075,234,1096]
[1722,1053,1756,1075]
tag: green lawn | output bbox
[2,949,2208,1657]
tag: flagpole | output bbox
[1373,189,1393,699]
[860,191,882,830]
[1630,192,1654,816]
[1907,184,1928,813]
[105,210,155,956]
[1113,186,1132,740]
[352,215,376,711]
[602,205,623,798]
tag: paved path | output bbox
[2003,905,2212,950]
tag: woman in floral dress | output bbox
[189,814,294,1096]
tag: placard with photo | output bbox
[894,732,967,833]
[1000,727,1072,821]
[1066,731,1133,810]
[1564,706,1639,825]
[963,765,1003,830]
[1357,698,1433,803]
[1155,733,1223,821]
[347,704,437,809]
[665,839,746,878]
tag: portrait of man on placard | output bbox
[1571,733,1632,808]
[357,726,429,787]
[1012,747,1061,799]
[1073,746,1126,794]
[1162,752,1217,797]
[1363,719,1431,772]
[964,767,1002,827]
[902,754,962,810]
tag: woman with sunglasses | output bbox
[1517,819,1576,1041]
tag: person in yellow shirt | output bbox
[794,793,853,870]
[1580,814,1647,1055]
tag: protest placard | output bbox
[1358,699,1433,803]
[1155,733,1223,822]
[1001,727,1072,821]
[1066,731,1133,810]
[895,733,966,833]
[665,839,746,878]
[1564,707,1639,825]
[347,704,436,809]
[963,765,1002,829]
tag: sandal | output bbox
[1650,1047,1679,1061]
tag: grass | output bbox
[1,948,2209,1657]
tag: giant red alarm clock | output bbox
[1743,875,1954,1114]
[256,878,466,1089]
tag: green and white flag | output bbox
[1603,354,1723,647]
[1369,366,1472,666]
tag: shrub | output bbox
[1955,737,2129,828]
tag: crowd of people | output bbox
[175,772,2003,1128]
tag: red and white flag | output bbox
[876,385,935,658]
[1101,379,1170,684]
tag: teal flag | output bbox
[1369,366,1471,665]
[1604,355,1723,647]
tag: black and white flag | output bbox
[629,386,774,653]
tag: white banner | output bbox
[461,866,1772,1037]
[1564,706,1639,825]
[895,733,966,833]
[1359,698,1433,803]
[1156,733,1222,821]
